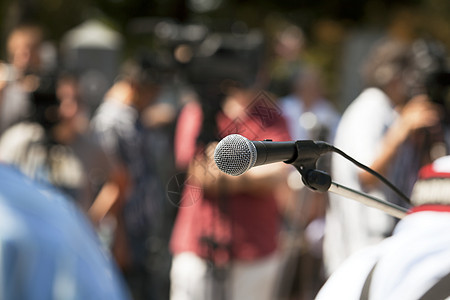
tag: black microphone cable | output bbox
[329,145,411,205]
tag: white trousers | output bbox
[170,252,281,300]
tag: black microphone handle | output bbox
[252,140,298,166]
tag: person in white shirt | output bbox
[323,38,442,276]
[317,155,450,300]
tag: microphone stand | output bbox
[289,141,408,219]
[328,182,407,219]
[302,169,407,219]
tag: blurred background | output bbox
[1,0,449,110]
[0,1,449,300]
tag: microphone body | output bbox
[252,140,297,166]
[214,134,331,176]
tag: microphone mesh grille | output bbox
[214,134,257,176]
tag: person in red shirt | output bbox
[170,85,291,300]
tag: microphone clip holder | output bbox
[288,140,332,192]
[288,140,408,219]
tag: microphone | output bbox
[214,134,332,176]
[214,135,412,214]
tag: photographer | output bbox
[0,72,113,215]
[0,24,46,134]
[91,57,172,300]
[169,29,292,300]
[323,38,443,276]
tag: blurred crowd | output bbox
[0,17,449,300]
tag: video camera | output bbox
[28,72,60,131]
[411,39,450,122]
[426,71,450,120]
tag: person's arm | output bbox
[359,95,441,188]
[141,102,176,128]
[87,164,129,225]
